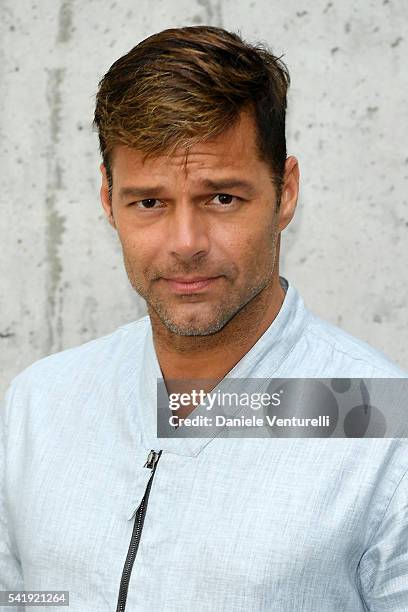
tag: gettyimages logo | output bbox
[262,378,385,438]
[156,378,408,438]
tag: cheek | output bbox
[118,227,159,264]
[238,222,278,276]
[216,214,276,257]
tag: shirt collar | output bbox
[134,276,310,456]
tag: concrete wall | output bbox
[1,0,407,395]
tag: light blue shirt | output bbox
[1,276,408,611]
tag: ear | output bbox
[100,163,116,229]
[277,156,299,232]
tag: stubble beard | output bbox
[122,252,276,337]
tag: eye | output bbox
[132,198,163,209]
[211,193,240,206]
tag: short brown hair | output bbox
[93,26,290,199]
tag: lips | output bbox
[162,276,222,294]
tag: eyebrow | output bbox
[118,178,257,200]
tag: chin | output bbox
[151,300,237,336]
[163,320,226,336]
[159,311,230,336]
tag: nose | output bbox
[167,202,210,262]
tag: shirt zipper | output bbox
[115,449,162,612]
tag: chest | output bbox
[12,438,375,610]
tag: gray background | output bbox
[1,0,407,395]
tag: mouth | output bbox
[161,276,223,294]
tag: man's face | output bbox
[100,111,298,336]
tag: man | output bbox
[1,25,408,612]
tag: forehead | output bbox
[110,110,262,180]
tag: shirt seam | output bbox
[305,326,400,376]
[357,465,408,601]
[269,310,314,375]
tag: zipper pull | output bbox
[143,449,161,470]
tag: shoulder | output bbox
[298,309,407,377]
[7,315,151,393]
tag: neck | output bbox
[150,272,286,385]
